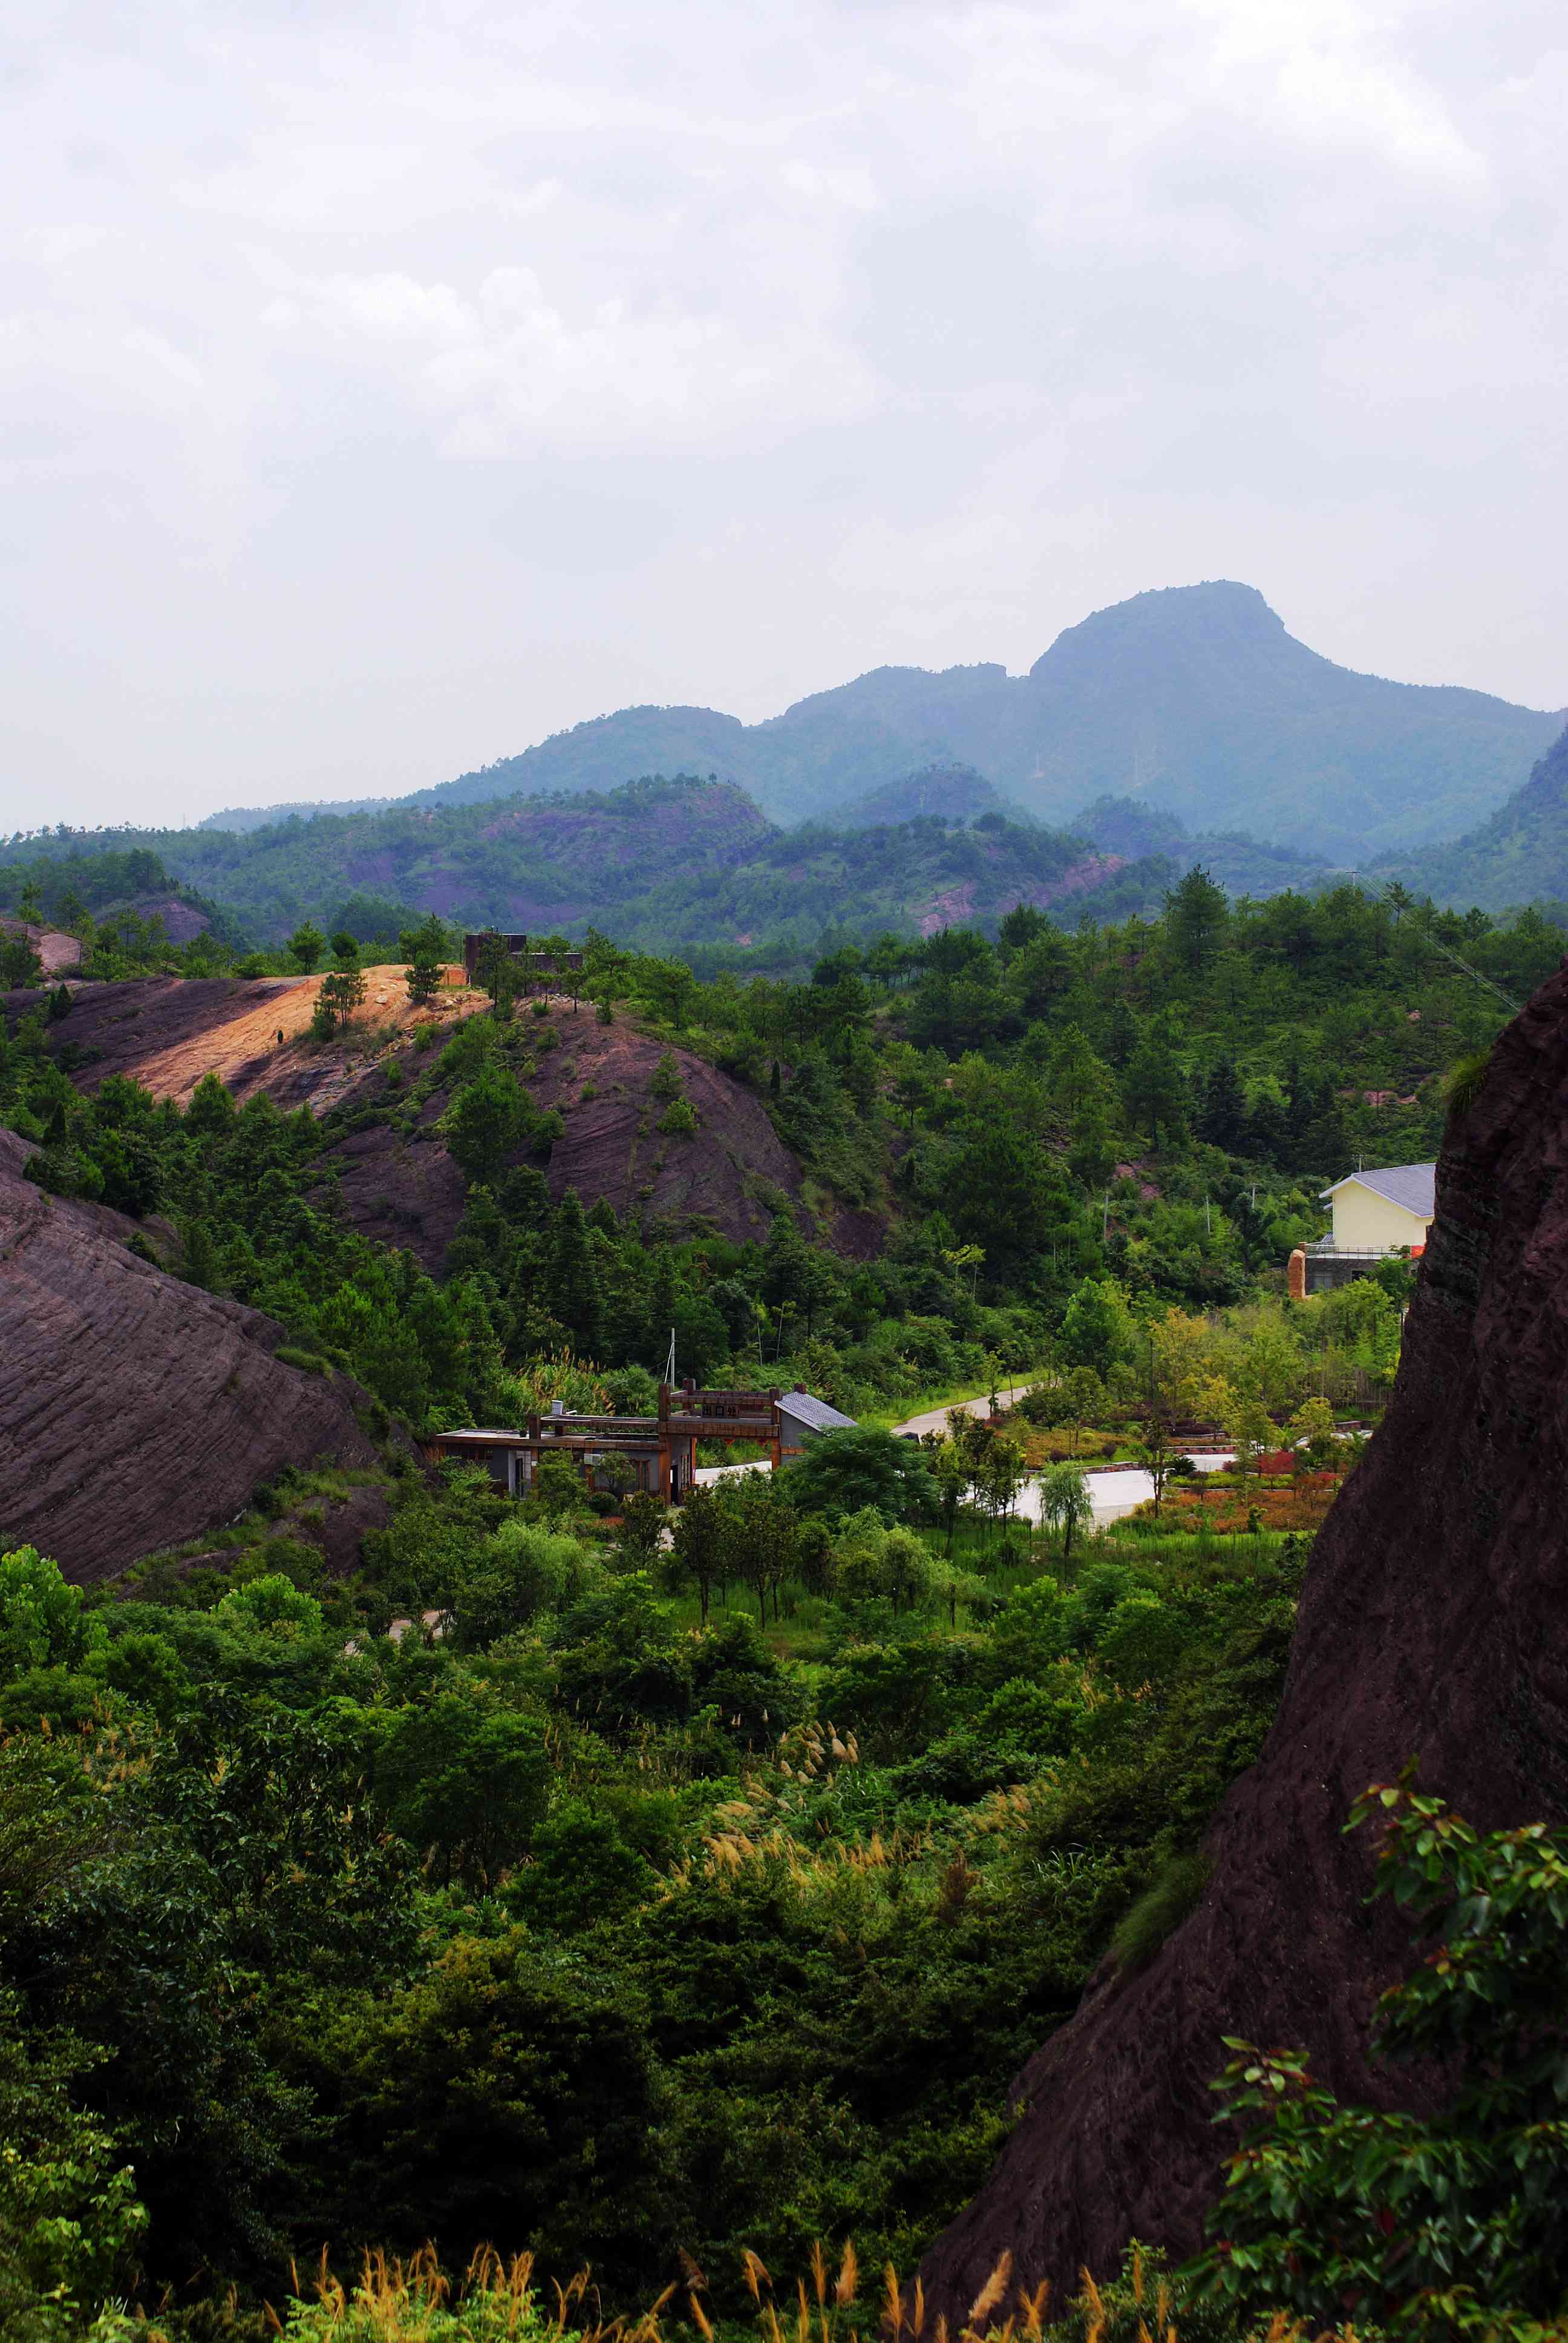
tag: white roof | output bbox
[1319,1163,1435,1218]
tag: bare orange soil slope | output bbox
[1,965,480,1116]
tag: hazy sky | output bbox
[4,0,1566,831]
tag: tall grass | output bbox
[269,2243,1369,2343]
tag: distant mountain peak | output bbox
[200,580,1558,864]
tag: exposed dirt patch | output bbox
[1,917,82,977]
[4,966,484,1115]
[912,853,1126,935]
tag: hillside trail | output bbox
[126,964,482,1112]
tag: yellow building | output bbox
[1288,1162,1434,1297]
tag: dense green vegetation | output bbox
[4,866,1566,2339]
[1390,717,1568,915]
[2,778,1164,955]
[0,1495,1304,2338]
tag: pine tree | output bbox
[545,1190,600,1357]
[1198,1055,1248,1151]
[1164,865,1230,972]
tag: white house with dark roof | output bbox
[1287,1162,1435,1298]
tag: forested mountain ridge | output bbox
[4,779,1149,951]
[1384,716,1568,911]
[0,772,1340,960]
[195,582,1561,858]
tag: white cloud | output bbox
[0,0,1564,827]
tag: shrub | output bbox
[657,1098,698,1136]
[1111,1850,1210,1974]
[1191,1782,1568,2335]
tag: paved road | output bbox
[889,1381,1042,1440]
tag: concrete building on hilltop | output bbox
[1288,1161,1435,1298]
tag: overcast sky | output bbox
[3,0,1565,832]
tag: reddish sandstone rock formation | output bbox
[7,971,881,1267]
[921,964,1568,2319]
[0,1128,387,1579]
[529,1015,817,1243]
[329,1006,878,1265]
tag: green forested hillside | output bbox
[2,780,1158,952]
[1,774,1339,961]
[2,871,1564,2339]
[1385,717,1568,911]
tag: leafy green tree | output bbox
[374,1696,550,1890]
[543,1190,600,1355]
[0,936,42,989]
[508,1800,653,1933]
[295,1931,669,2295]
[1123,1034,1190,1144]
[616,1490,667,1567]
[939,1122,1074,1283]
[313,966,366,1034]
[0,1984,148,2336]
[1286,1394,1338,1468]
[397,913,450,965]
[0,1548,107,1684]
[778,1427,936,1522]
[442,1060,527,1186]
[1039,1463,1093,1565]
[531,1453,589,1519]
[1194,1783,1568,2338]
[186,1068,237,1139]
[720,1475,800,1624]
[1198,1054,1248,1151]
[1059,1279,1132,1379]
[1223,1391,1275,1479]
[286,922,324,973]
[214,1572,324,1638]
[405,951,443,1008]
[666,1483,730,1626]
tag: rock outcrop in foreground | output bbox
[0,1129,384,1579]
[921,962,1568,2318]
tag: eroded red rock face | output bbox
[0,1129,385,1580]
[328,1011,878,1266]
[920,963,1568,2319]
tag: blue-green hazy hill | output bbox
[203,582,1561,859]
